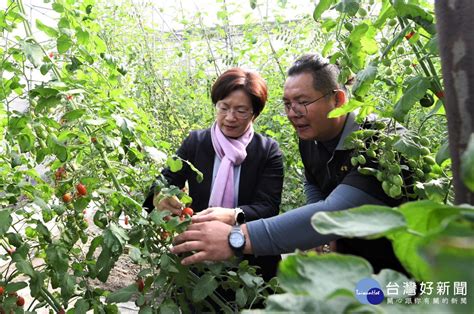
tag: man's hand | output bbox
[153,194,183,216]
[171,221,234,265]
[192,207,235,225]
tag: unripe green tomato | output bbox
[388,19,397,27]
[374,121,386,130]
[358,8,368,17]
[407,159,418,168]
[389,164,401,174]
[344,22,354,32]
[376,171,384,182]
[397,46,405,54]
[420,147,431,156]
[423,164,432,174]
[389,185,402,198]
[404,67,413,75]
[423,155,436,166]
[419,137,430,146]
[381,38,389,45]
[385,68,393,76]
[367,149,376,158]
[357,155,367,165]
[402,59,411,67]
[386,150,396,161]
[80,234,88,244]
[382,181,391,194]
[382,58,391,66]
[420,94,435,108]
[415,168,425,179]
[391,174,403,186]
[351,157,359,167]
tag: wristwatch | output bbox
[228,225,246,258]
[234,207,246,225]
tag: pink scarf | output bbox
[208,122,254,208]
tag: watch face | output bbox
[229,231,245,248]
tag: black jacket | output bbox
[299,113,407,275]
[144,128,284,280]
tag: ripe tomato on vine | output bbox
[76,183,87,196]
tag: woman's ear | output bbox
[334,90,346,108]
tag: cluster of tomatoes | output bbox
[62,183,87,204]
[0,286,25,310]
[54,167,88,203]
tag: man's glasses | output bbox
[282,90,335,117]
[216,102,253,120]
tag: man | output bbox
[171,54,406,275]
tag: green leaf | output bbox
[5,282,28,293]
[312,205,406,238]
[461,133,474,192]
[328,98,365,118]
[235,288,247,307]
[53,143,68,162]
[167,157,183,172]
[266,293,342,312]
[191,273,218,302]
[321,40,334,57]
[278,253,372,300]
[313,0,335,21]
[17,132,34,153]
[73,299,90,313]
[46,245,69,274]
[0,209,12,235]
[435,137,450,165]
[61,273,76,301]
[352,63,377,97]
[52,3,64,12]
[22,40,43,67]
[40,62,53,75]
[36,19,58,37]
[159,300,180,313]
[62,109,86,122]
[392,0,435,34]
[57,34,73,53]
[249,0,257,10]
[183,159,203,183]
[106,283,137,303]
[392,133,422,158]
[335,0,359,17]
[76,28,90,45]
[388,201,462,281]
[393,76,431,122]
[16,260,35,277]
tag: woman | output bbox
[143,68,284,281]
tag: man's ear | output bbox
[334,90,346,108]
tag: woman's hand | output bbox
[153,194,183,216]
[192,207,235,225]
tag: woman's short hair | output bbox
[211,68,268,118]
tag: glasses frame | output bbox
[215,102,254,120]
[283,90,336,117]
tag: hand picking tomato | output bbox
[182,207,194,217]
[76,183,87,196]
